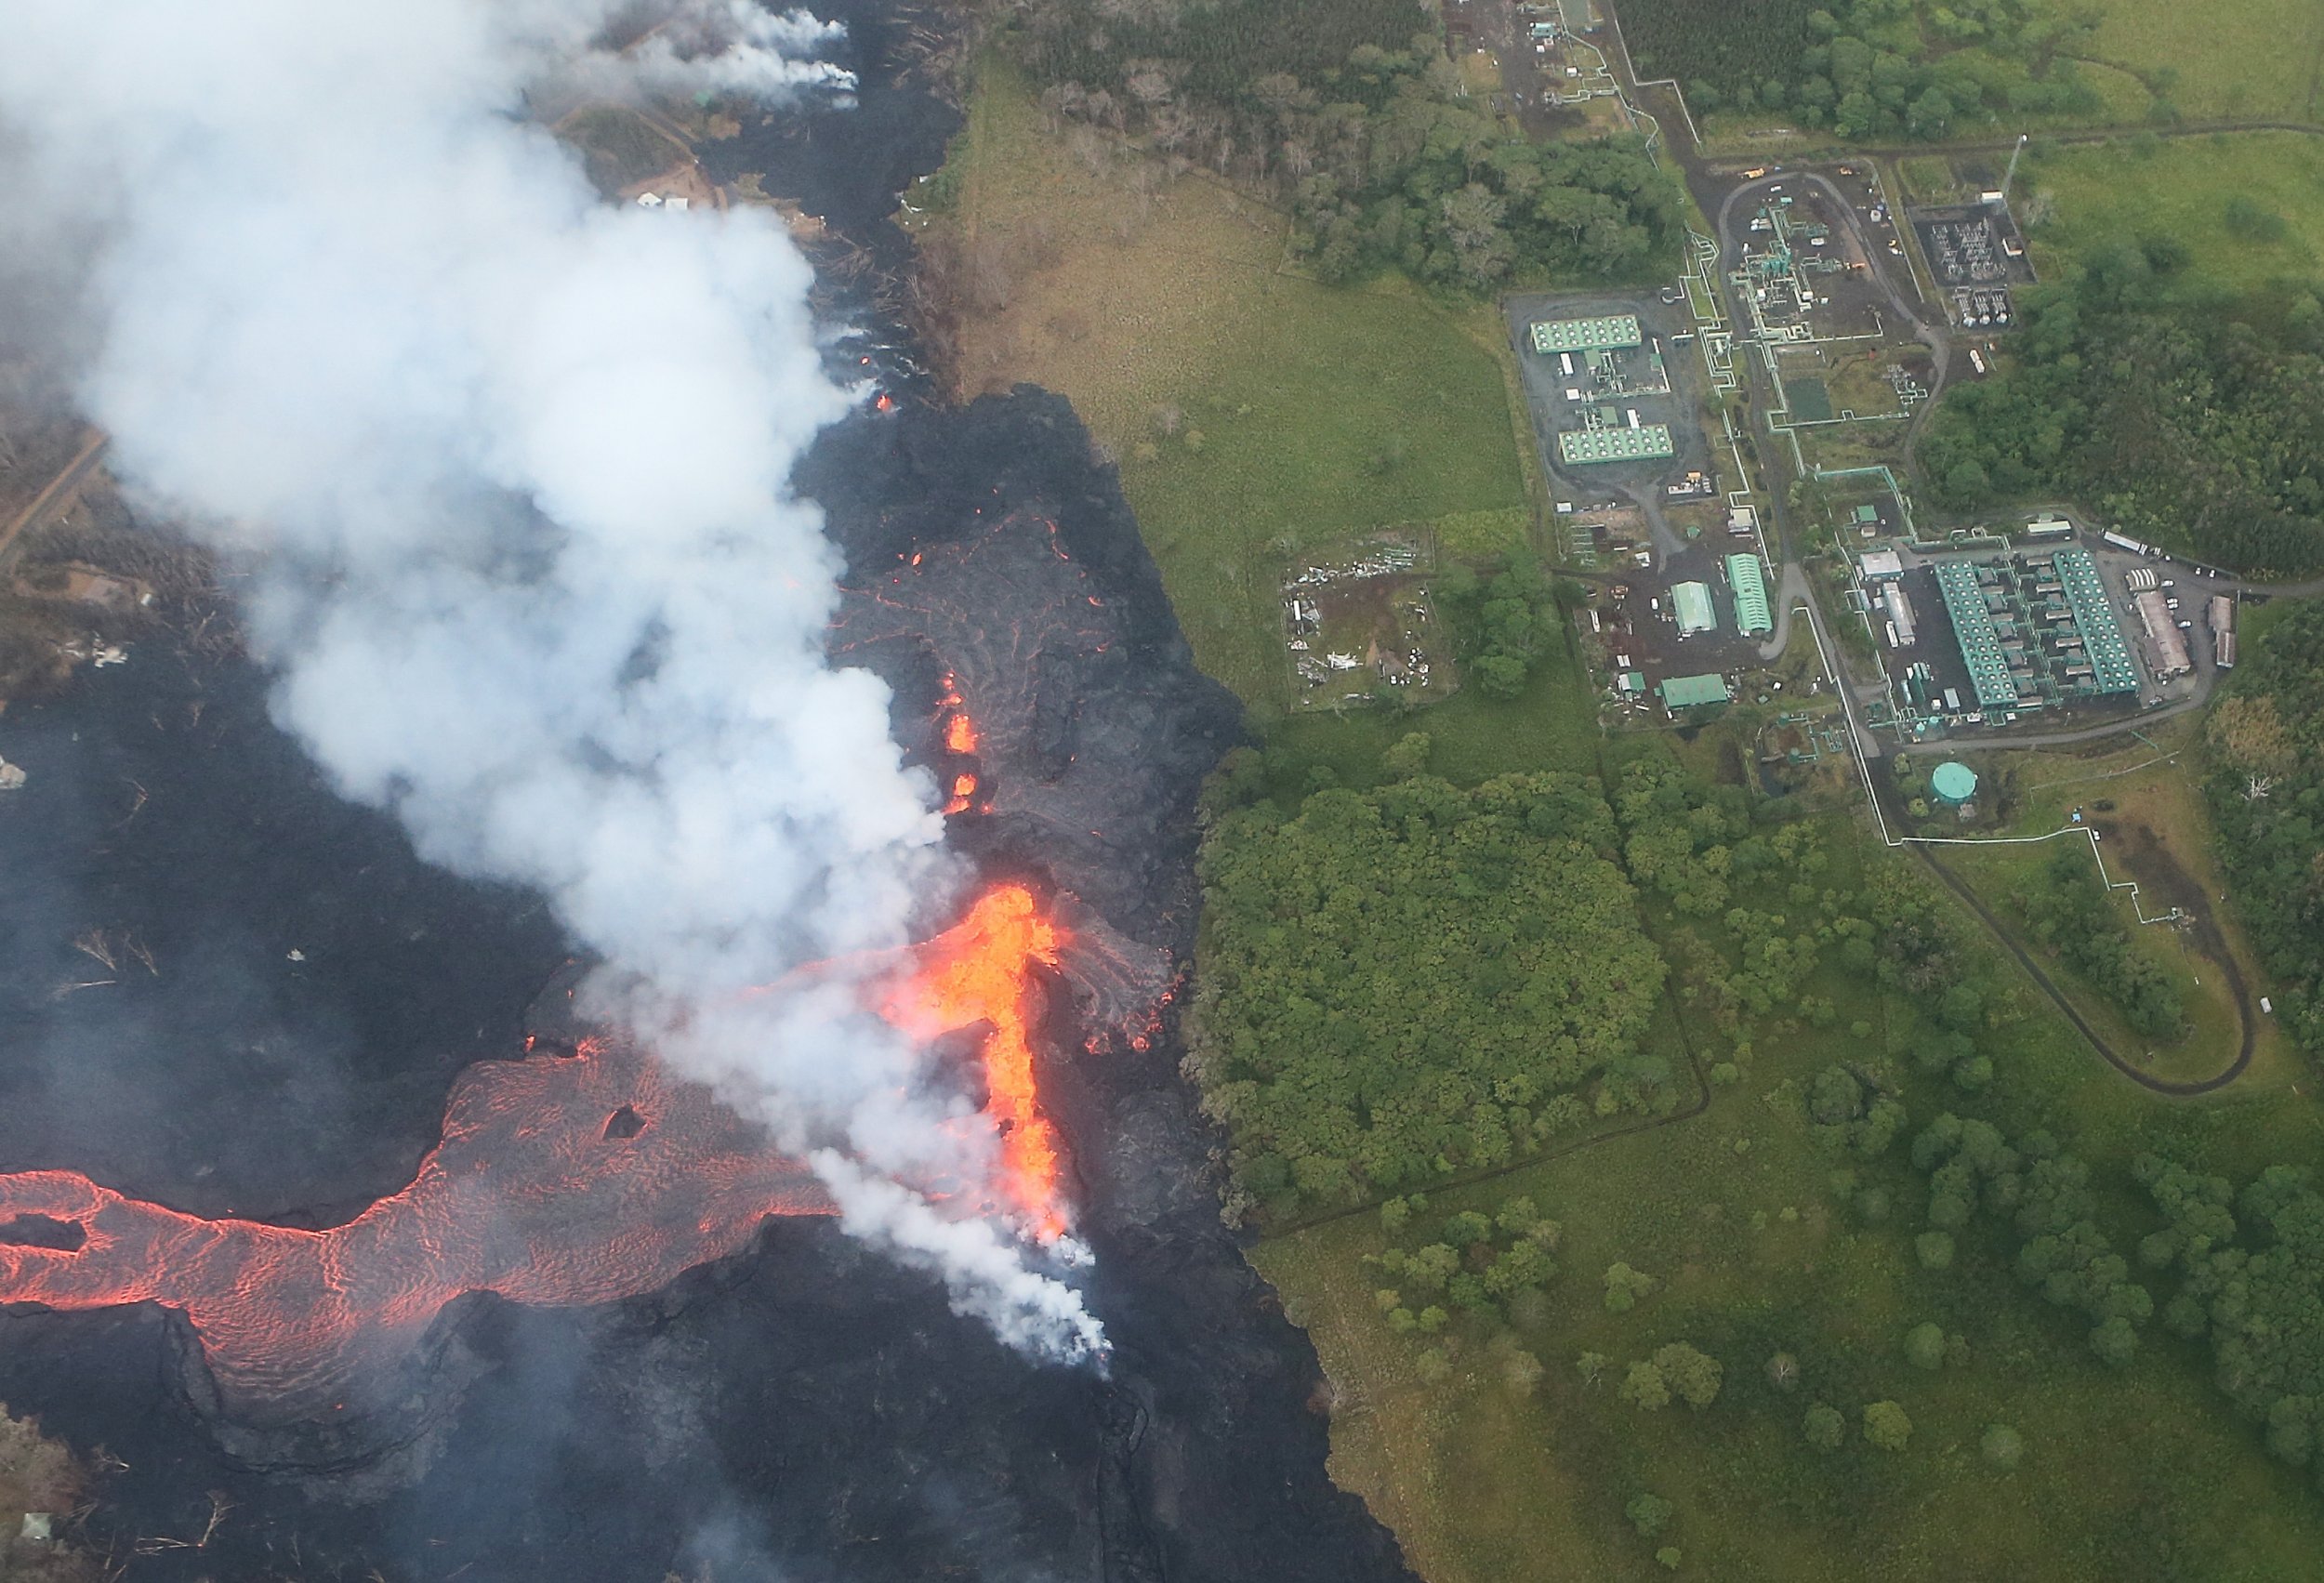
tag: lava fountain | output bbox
[0,884,1077,1429]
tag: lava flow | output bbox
[938,671,981,814]
[0,884,1077,1424]
[882,885,1066,1239]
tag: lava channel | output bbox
[0,884,1075,1424]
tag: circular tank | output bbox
[1931,761,1979,805]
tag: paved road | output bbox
[1915,845,2254,1095]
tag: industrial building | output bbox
[1671,580,1717,637]
[1933,561,2023,711]
[1726,553,1772,636]
[1556,423,1675,465]
[2133,588,2191,678]
[1658,672,1730,710]
[2052,548,2140,693]
[1530,314,1644,355]
[1882,581,1917,647]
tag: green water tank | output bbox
[1931,761,1978,805]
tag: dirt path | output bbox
[1914,845,2253,1096]
[0,428,106,566]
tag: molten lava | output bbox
[936,673,982,814]
[0,884,1079,1423]
[883,885,1066,1238]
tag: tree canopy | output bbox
[2202,604,2324,1056]
[1002,9,1684,291]
[1189,771,1665,1212]
[1620,0,2106,139]
[1921,267,2324,575]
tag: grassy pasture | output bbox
[939,61,1532,705]
[2080,0,2324,123]
[2026,131,2324,297]
[1252,823,2324,1582]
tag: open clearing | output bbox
[2025,132,2324,296]
[2080,0,2324,123]
[940,61,1530,704]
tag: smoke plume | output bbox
[0,0,1102,1358]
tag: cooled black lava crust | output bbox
[0,3,1417,1578]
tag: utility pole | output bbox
[1999,132,2028,204]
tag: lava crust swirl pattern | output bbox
[0,885,1078,1428]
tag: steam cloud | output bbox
[0,0,1103,1358]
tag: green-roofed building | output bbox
[1557,424,1674,465]
[1671,580,1717,637]
[1934,561,2020,711]
[1530,314,1644,355]
[1726,553,1772,636]
[2052,547,2140,695]
[1658,672,1730,710]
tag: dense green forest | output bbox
[2142,1155,2324,1490]
[1920,263,2324,574]
[1186,756,1667,1216]
[2202,602,2324,1056]
[1619,0,2108,139]
[997,4,1685,288]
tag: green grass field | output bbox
[2080,0,2324,122]
[939,61,1531,705]
[1119,284,1532,702]
[1252,821,2324,1582]
[2026,131,2324,296]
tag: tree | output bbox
[1764,1352,1801,1392]
[1803,1403,1845,1449]
[2090,1313,2139,1367]
[1652,1342,1723,1408]
[1417,1347,1452,1383]
[1445,1210,1494,1247]
[1981,1423,2026,1469]
[1604,1261,1658,1313]
[1904,1322,1947,1371]
[1915,1231,1955,1270]
[1621,1361,1672,1410]
[1380,732,1433,782]
[1501,1348,1544,1397]
[1657,1548,1683,1571]
[1406,1244,1460,1293]
[1626,1492,1673,1538]
[1864,1400,1913,1452]
[1577,1351,1609,1387]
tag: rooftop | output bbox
[1658,672,1730,709]
[1530,313,1644,354]
[1726,553,1772,636]
[1671,580,1717,636]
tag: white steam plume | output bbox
[0,0,1102,1359]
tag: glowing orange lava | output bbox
[884,885,1067,1238]
[0,884,1083,1420]
[936,675,981,814]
